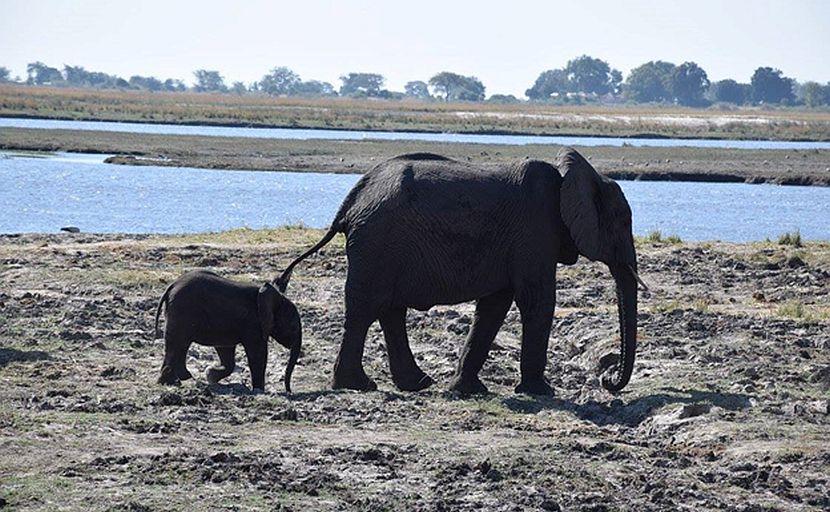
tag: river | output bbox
[2,152,828,241]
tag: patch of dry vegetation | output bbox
[3,84,830,140]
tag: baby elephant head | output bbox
[257,283,302,392]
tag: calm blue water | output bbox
[1,152,829,241]
[2,117,829,150]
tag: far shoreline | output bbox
[3,127,829,187]
[5,112,830,143]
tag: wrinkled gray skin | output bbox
[280,148,641,395]
[154,270,302,393]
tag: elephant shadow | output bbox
[501,386,753,427]
[0,347,50,368]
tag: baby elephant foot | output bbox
[176,368,193,381]
[206,366,230,384]
[515,378,554,396]
[332,368,378,391]
[393,371,435,392]
[448,374,489,396]
[157,366,180,386]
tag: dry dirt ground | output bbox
[1,228,828,511]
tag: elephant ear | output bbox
[557,147,605,262]
[257,283,282,343]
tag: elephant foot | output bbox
[157,366,180,386]
[332,368,378,391]
[176,367,193,381]
[393,371,435,392]
[206,366,229,384]
[515,378,553,396]
[448,374,489,396]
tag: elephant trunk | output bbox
[284,330,301,393]
[602,265,638,393]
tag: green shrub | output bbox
[643,230,682,244]
[778,230,802,247]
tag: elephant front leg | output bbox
[244,340,268,393]
[515,292,555,396]
[449,288,513,395]
[379,307,433,391]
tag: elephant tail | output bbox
[276,176,366,291]
[275,225,339,292]
[154,283,173,339]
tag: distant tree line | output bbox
[2,58,829,107]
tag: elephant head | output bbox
[557,148,644,393]
[258,283,302,392]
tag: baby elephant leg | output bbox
[206,345,237,384]
[158,332,190,385]
[244,340,268,392]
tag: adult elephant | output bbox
[279,148,645,395]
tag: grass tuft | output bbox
[643,230,682,245]
[777,230,803,247]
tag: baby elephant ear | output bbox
[257,283,282,343]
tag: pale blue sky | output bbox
[1,0,828,97]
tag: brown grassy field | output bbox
[2,84,830,141]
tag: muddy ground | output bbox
[0,228,828,511]
[3,127,830,186]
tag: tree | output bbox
[455,76,485,101]
[129,75,163,91]
[609,69,623,95]
[487,94,520,104]
[26,62,63,85]
[751,67,795,104]
[624,61,675,102]
[670,62,710,106]
[259,66,301,96]
[801,81,829,107]
[230,81,247,95]
[292,80,336,96]
[525,69,569,99]
[428,72,485,101]
[0,66,11,82]
[564,55,617,95]
[162,78,186,92]
[711,79,748,104]
[404,80,431,99]
[339,73,385,97]
[193,69,227,92]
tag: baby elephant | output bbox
[154,270,301,392]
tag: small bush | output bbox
[643,230,682,245]
[776,301,830,322]
[776,300,805,319]
[778,230,802,247]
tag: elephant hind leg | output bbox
[449,288,513,395]
[207,345,236,384]
[379,307,433,392]
[158,331,190,385]
[332,312,378,391]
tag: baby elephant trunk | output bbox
[284,329,301,393]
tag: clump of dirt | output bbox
[0,230,828,510]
